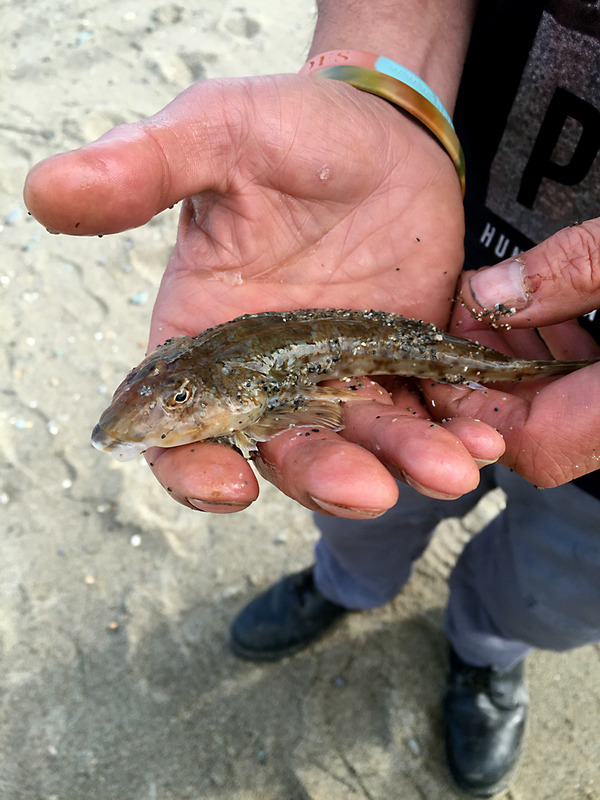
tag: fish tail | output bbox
[483,358,596,382]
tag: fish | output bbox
[91,308,597,461]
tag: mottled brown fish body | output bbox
[91,308,596,460]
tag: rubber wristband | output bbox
[300,50,465,196]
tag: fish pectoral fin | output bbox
[218,389,353,459]
[215,431,264,459]
[219,403,342,460]
[227,431,259,460]
[241,389,349,445]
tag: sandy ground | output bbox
[1,2,599,798]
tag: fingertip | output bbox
[398,431,481,498]
[441,417,506,463]
[304,442,400,515]
[257,429,399,517]
[146,442,260,510]
[463,260,529,323]
[458,218,600,327]
[23,157,65,230]
[343,404,483,499]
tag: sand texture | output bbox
[1,1,598,798]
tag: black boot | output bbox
[444,647,528,797]
[229,566,348,661]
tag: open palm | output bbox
[25,74,503,515]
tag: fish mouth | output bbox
[91,424,147,462]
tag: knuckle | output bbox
[552,220,600,294]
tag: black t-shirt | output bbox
[454,0,600,496]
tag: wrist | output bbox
[300,51,454,126]
[300,54,466,196]
[308,0,478,112]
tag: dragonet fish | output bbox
[91,308,596,461]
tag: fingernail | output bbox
[473,457,499,468]
[402,474,462,500]
[310,496,384,518]
[187,498,251,512]
[469,259,530,314]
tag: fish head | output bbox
[91,343,269,461]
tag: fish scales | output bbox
[91,308,597,461]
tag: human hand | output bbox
[424,218,600,487]
[24,74,502,516]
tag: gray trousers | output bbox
[313,466,600,670]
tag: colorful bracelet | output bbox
[300,50,465,196]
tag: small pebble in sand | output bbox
[13,418,33,430]
[129,292,149,306]
[5,208,22,225]
[407,737,421,756]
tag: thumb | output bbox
[23,79,244,236]
[458,217,600,327]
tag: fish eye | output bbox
[169,385,191,405]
